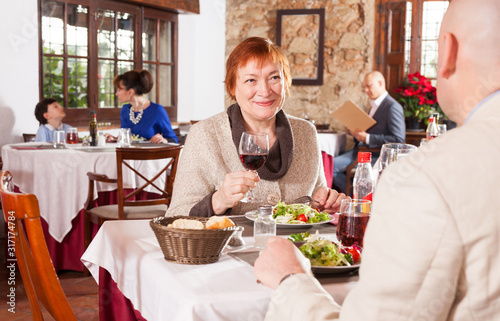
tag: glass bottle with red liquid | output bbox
[426,116,439,141]
[353,152,374,201]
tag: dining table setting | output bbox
[1,140,179,271]
[81,212,359,321]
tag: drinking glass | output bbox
[377,143,417,181]
[238,132,269,203]
[98,132,106,146]
[53,130,66,149]
[438,124,447,136]
[336,199,371,248]
[118,128,131,147]
[66,128,79,144]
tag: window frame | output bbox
[38,0,178,127]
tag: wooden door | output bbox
[375,0,407,95]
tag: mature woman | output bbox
[166,37,346,217]
[114,69,178,143]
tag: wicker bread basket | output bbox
[150,216,237,264]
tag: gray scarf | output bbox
[226,103,294,180]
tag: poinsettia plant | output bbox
[394,72,440,122]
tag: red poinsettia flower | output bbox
[395,72,440,122]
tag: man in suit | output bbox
[333,71,405,193]
[254,0,500,320]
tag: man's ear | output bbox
[438,32,458,79]
[43,112,50,120]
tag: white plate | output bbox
[311,264,360,274]
[244,211,336,228]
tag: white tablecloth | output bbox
[1,143,167,242]
[81,220,358,321]
[317,132,346,157]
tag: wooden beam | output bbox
[120,0,199,14]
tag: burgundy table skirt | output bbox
[99,267,146,321]
[322,151,334,189]
[39,189,160,272]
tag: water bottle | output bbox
[353,152,374,201]
[254,205,276,249]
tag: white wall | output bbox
[0,0,40,148]
[0,0,226,149]
[178,0,226,122]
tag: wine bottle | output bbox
[89,111,97,146]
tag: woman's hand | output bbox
[312,187,349,213]
[212,171,259,214]
[150,133,168,144]
[104,133,117,142]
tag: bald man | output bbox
[255,0,500,320]
[333,71,405,194]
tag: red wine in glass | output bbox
[239,153,268,171]
[238,132,269,203]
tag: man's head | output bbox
[437,0,500,125]
[363,71,386,100]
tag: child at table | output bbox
[34,98,72,142]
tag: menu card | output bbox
[331,100,376,132]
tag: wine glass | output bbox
[376,143,417,181]
[238,132,269,203]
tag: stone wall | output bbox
[225,0,375,132]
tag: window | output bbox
[40,0,178,126]
[375,0,449,92]
[404,0,449,80]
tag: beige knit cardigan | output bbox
[165,111,326,217]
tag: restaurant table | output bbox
[317,131,347,188]
[82,216,358,321]
[1,142,171,271]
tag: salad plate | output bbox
[311,264,360,274]
[244,211,336,228]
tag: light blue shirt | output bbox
[35,123,72,142]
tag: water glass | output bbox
[53,130,66,149]
[118,128,131,147]
[377,143,417,181]
[336,199,371,248]
[98,132,106,147]
[438,124,447,136]
[66,128,79,144]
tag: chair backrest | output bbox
[0,171,76,320]
[115,145,183,219]
[23,133,36,142]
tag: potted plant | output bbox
[395,72,439,130]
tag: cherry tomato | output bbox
[297,214,308,223]
[347,247,361,264]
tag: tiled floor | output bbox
[0,236,99,320]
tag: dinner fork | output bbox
[292,195,314,204]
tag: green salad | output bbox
[289,232,361,267]
[273,201,331,224]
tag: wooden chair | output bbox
[83,145,183,250]
[23,133,36,142]
[345,146,381,197]
[0,171,77,321]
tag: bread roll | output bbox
[169,218,204,230]
[206,216,235,230]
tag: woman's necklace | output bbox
[129,99,146,125]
